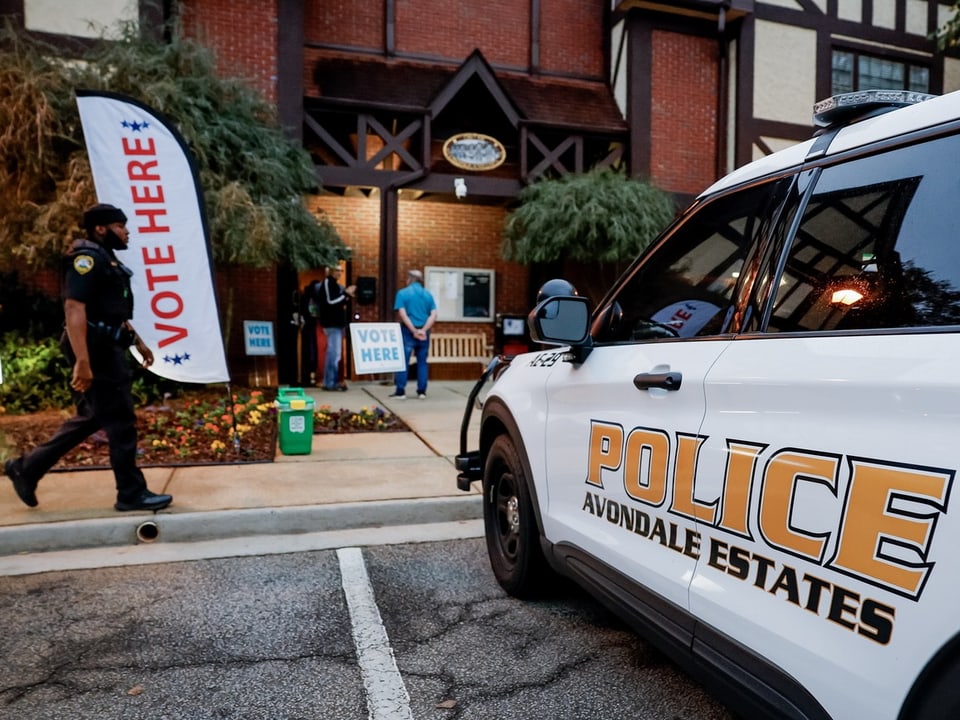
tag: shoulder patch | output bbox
[73,255,95,274]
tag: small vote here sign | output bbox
[243,320,276,356]
[350,323,406,374]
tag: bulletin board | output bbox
[425,266,495,322]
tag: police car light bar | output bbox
[813,89,937,129]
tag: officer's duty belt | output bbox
[87,321,135,346]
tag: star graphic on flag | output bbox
[120,119,150,132]
[162,354,191,366]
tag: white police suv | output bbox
[456,89,960,720]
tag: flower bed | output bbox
[0,388,408,469]
[313,404,406,433]
[140,389,276,463]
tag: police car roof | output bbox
[700,87,960,198]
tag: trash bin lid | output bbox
[275,387,314,411]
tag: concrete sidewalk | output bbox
[0,379,486,558]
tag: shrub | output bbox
[0,332,72,413]
[0,331,171,414]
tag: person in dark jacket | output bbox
[300,278,323,385]
[3,204,173,512]
[317,265,355,391]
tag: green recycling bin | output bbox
[275,387,315,455]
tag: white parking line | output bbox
[337,546,414,720]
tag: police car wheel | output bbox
[482,434,551,598]
[905,656,960,720]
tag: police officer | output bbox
[4,204,173,512]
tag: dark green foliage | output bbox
[0,333,72,412]
[0,330,181,414]
[0,19,346,272]
[502,168,676,265]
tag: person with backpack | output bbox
[300,277,323,385]
[317,265,355,391]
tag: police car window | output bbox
[768,132,960,333]
[593,181,788,343]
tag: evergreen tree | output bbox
[0,19,345,272]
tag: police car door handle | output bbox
[633,371,682,391]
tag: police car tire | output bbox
[482,434,552,599]
[906,656,960,720]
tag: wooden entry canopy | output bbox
[302,49,628,317]
[304,50,627,194]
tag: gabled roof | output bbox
[309,50,626,133]
[428,50,520,126]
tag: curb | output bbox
[0,495,483,556]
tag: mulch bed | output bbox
[0,387,408,470]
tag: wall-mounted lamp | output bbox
[831,288,864,306]
[454,177,467,199]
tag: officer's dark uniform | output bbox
[5,204,171,511]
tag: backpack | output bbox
[306,281,321,318]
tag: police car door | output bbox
[691,135,960,719]
[541,179,795,612]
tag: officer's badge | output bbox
[73,255,95,274]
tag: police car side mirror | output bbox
[529,296,591,346]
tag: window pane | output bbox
[768,133,960,333]
[594,181,789,343]
[909,66,930,93]
[859,56,905,90]
[832,51,854,94]
[832,49,929,94]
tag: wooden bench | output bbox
[428,333,492,365]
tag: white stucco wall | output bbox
[754,19,817,123]
[610,19,627,119]
[873,0,897,30]
[753,136,800,162]
[24,0,137,38]
[837,0,862,23]
[945,58,960,94]
[906,0,929,35]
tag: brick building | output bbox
[4,0,959,384]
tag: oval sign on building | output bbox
[442,133,506,171]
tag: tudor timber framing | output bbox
[304,108,428,188]
[520,123,626,180]
[304,49,628,193]
[304,103,628,191]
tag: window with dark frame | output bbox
[767,132,960,334]
[832,49,930,94]
[591,179,793,344]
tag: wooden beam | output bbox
[277,0,304,141]
[380,189,399,322]
[530,0,541,73]
[385,0,395,55]
[408,174,523,197]
[304,114,357,167]
[628,13,652,178]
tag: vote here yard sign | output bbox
[350,323,406,374]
